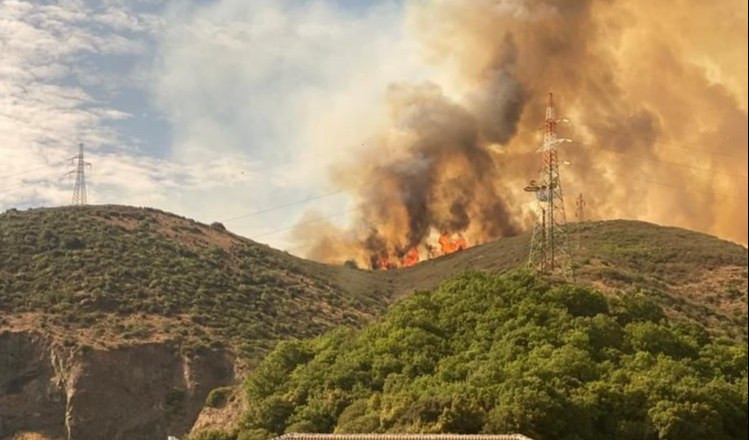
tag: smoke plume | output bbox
[293,0,748,267]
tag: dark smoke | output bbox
[294,0,748,266]
[472,33,526,144]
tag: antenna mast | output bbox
[525,93,573,279]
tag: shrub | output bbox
[237,271,749,439]
[166,387,186,409]
[62,236,85,250]
[206,386,233,409]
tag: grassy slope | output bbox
[389,220,748,339]
[1,205,746,362]
[0,205,388,359]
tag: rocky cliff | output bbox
[0,329,234,440]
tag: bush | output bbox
[62,236,85,250]
[237,271,749,439]
[206,386,233,409]
[166,387,186,409]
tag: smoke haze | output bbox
[291,0,748,266]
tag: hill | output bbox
[232,271,748,440]
[391,220,748,339]
[0,205,392,440]
[1,206,746,347]
[0,205,392,358]
[0,205,746,440]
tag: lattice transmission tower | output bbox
[67,143,91,205]
[575,193,586,222]
[524,93,573,279]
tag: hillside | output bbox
[390,220,748,339]
[0,205,391,359]
[0,205,746,440]
[1,206,746,348]
[0,205,391,440]
[2,206,746,346]
[232,271,748,440]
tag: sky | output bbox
[1,0,747,255]
[0,0,423,251]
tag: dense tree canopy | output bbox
[233,272,747,440]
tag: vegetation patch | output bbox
[206,386,233,409]
[0,206,387,359]
[234,272,747,440]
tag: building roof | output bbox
[273,434,534,440]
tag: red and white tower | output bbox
[524,93,572,278]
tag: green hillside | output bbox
[0,205,389,359]
[1,205,746,362]
[1,205,747,439]
[232,271,748,440]
[388,220,748,339]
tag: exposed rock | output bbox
[0,332,66,439]
[0,330,234,440]
[189,385,246,435]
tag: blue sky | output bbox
[0,0,423,251]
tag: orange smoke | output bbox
[292,0,748,268]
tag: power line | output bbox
[0,143,355,188]
[220,174,389,223]
[587,125,748,160]
[2,130,745,226]
[244,174,469,241]
[566,162,747,201]
[0,170,73,194]
[0,160,68,181]
[224,128,749,226]
[595,145,748,179]
[251,207,360,240]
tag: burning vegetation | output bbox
[372,233,469,270]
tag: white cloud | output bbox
[0,0,257,224]
[1,0,437,251]
[149,0,434,247]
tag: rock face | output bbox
[0,331,66,439]
[0,330,234,440]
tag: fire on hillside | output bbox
[371,233,469,270]
[290,0,748,270]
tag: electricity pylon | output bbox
[67,143,91,205]
[524,93,573,279]
[575,193,586,222]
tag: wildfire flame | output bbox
[375,254,397,271]
[401,247,420,268]
[372,233,469,270]
[439,233,468,254]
